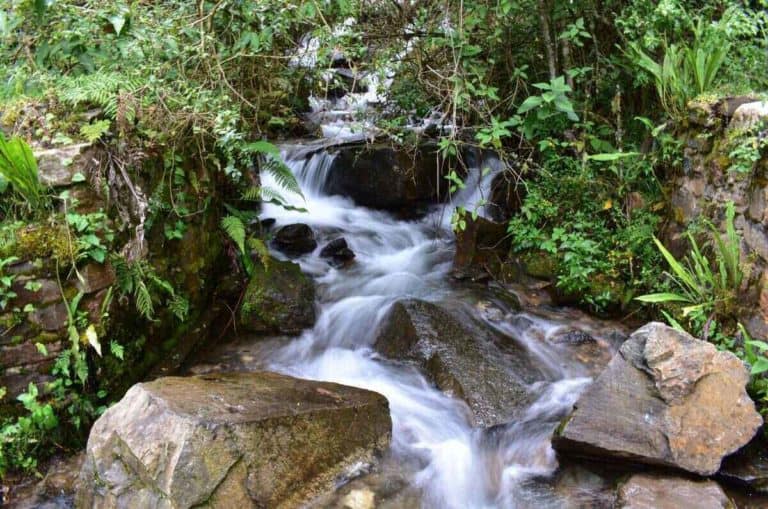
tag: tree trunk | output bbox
[538,0,557,80]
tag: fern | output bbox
[248,237,270,270]
[79,120,111,142]
[135,280,154,321]
[243,140,303,200]
[221,215,247,254]
[112,256,188,321]
[168,293,190,322]
[261,156,302,197]
[241,186,261,201]
[58,71,142,121]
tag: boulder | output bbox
[325,142,451,211]
[239,257,316,334]
[320,237,355,267]
[373,299,536,427]
[451,216,509,279]
[272,223,317,256]
[554,322,762,475]
[616,473,732,509]
[729,101,768,130]
[76,372,391,509]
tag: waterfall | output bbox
[256,145,606,508]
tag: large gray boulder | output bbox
[239,257,316,335]
[617,473,732,509]
[554,322,762,475]
[76,372,391,508]
[374,299,537,427]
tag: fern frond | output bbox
[248,237,270,270]
[168,293,189,322]
[221,215,247,254]
[57,71,141,121]
[262,156,302,197]
[241,186,261,201]
[135,280,155,320]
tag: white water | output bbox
[259,147,596,508]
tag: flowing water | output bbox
[251,144,627,508]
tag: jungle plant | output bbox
[636,201,742,327]
[0,133,44,211]
[112,257,189,322]
[627,12,731,118]
[0,383,58,476]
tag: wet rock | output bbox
[729,101,768,130]
[74,262,115,294]
[28,302,68,331]
[272,223,318,256]
[488,172,525,221]
[76,372,391,509]
[720,432,768,493]
[554,322,762,476]
[550,329,596,345]
[452,216,509,279]
[239,257,316,334]
[326,142,451,211]
[320,237,356,267]
[36,143,92,187]
[374,299,535,427]
[616,473,732,509]
[9,277,60,307]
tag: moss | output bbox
[521,251,557,280]
[1,223,71,263]
[32,331,63,344]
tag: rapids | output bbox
[254,144,623,508]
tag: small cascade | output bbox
[254,143,618,508]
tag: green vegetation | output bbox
[0,0,767,480]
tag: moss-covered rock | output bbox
[239,257,316,335]
[0,223,70,263]
[76,372,391,508]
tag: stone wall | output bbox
[1,143,113,401]
[665,98,768,339]
[1,141,230,405]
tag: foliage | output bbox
[112,257,189,322]
[517,76,578,139]
[66,210,114,264]
[0,255,18,310]
[636,201,742,326]
[0,383,58,476]
[508,147,663,312]
[0,132,44,211]
[727,122,768,174]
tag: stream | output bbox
[205,143,630,508]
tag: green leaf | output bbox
[243,140,281,156]
[587,152,641,161]
[109,13,126,36]
[635,292,692,303]
[517,96,543,114]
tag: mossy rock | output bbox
[521,251,557,280]
[0,223,70,264]
[239,257,316,335]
